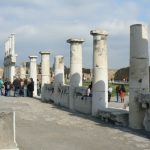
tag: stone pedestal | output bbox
[67,38,84,110]
[39,51,50,87]
[129,24,149,129]
[0,111,19,150]
[90,30,108,116]
[54,55,64,104]
[29,56,38,96]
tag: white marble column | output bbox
[29,56,38,96]
[54,55,64,85]
[39,51,50,87]
[129,24,149,129]
[10,65,15,83]
[20,64,26,79]
[67,38,84,110]
[54,55,64,104]
[90,30,108,116]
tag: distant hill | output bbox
[114,67,129,81]
[0,66,134,82]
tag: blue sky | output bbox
[0,0,150,69]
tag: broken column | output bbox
[54,55,64,104]
[90,30,108,116]
[129,24,149,129]
[39,51,50,87]
[0,111,19,150]
[67,38,84,110]
[29,56,38,96]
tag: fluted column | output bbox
[90,30,108,116]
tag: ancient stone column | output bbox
[10,65,15,82]
[54,55,64,104]
[20,63,26,79]
[90,30,108,116]
[9,34,16,83]
[54,55,64,85]
[129,24,149,129]
[67,38,84,110]
[39,51,50,87]
[29,56,38,96]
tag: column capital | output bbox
[67,38,84,44]
[11,33,15,36]
[90,30,108,36]
[130,24,143,28]
[29,56,38,59]
[39,51,51,55]
[55,55,63,58]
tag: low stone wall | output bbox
[41,84,92,114]
[41,84,55,102]
[138,93,150,131]
[0,111,19,150]
[74,87,92,114]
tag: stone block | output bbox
[97,108,129,126]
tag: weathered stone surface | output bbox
[129,24,149,129]
[67,38,84,110]
[90,30,108,115]
[4,34,17,82]
[39,51,50,87]
[29,56,38,96]
[54,55,64,104]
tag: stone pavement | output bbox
[0,96,149,150]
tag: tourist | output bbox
[115,85,120,102]
[4,79,11,96]
[120,84,126,103]
[27,78,34,97]
[13,77,21,97]
[23,78,28,97]
[108,86,113,102]
[0,77,4,96]
[19,78,24,96]
[87,82,92,97]
[37,79,41,96]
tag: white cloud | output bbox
[0,0,149,69]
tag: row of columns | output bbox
[3,25,149,132]
[29,30,108,116]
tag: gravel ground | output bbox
[0,96,149,150]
